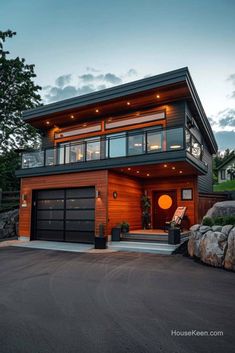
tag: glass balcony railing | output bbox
[21,126,203,169]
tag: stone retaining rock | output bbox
[0,209,19,240]
[205,201,235,218]
[188,225,235,271]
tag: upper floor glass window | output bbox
[105,111,165,129]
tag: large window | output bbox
[106,133,126,158]
[128,132,145,155]
[105,111,165,129]
[86,137,101,160]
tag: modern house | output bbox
[16,67,218,243]
[217,152,235,183]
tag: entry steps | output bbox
[108,241,185,255]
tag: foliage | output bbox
[202,217,214,227]
[120,221,130,232]
[0,151,20,190]
[0,30,42,154]
[213,180,235,191]
[202,216,235,226]
[141,194,151,212]
[227,163,235,180]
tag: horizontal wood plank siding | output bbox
[19,170,108,238]
[166,101,186,127]
[108,172,143,233]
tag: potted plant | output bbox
[120,221,130,234]
[94,223,107,249]
[168,221,180,245]
[141,194,151,229]
[111,224,121,241]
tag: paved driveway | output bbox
[0,247,234,353]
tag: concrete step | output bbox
[108,241,180,255]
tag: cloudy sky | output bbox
[1,0,235,150]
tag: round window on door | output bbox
[158,194,173,209]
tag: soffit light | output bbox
[70,115,75,119]
[147,173,150,176]
[156,94,160,99]
[127,102,131,106]
[136,171,140,174]
[128,168,131,171]
[172,167,175,170]
[95,109,99,113]
[46,121,50,125]
[179,171,183,174]
[170,145,182,149]
[164,164,167,168]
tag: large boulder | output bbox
[200,231,227,267]
[224,228,235,271]
[188,230,204,258]
[205,201,235,218]
[0,209,19,239]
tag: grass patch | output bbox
[213,180,235,191]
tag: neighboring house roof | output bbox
[217,152,235,170]
[22,67,218,154]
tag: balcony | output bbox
[17,126,206,176]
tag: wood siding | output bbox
[166,101,186,127]
[19,170,108,238]
[108,172,143,233]
[198,192,229,223]
[144,176,198,227]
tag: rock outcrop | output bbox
[0,209,19,240]
[188,224,235,271]
[205,201,235,218]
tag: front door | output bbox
[153,190,177,228]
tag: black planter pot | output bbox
[168,228,181,245]
[111,227,121,241]
[94,236,107,249]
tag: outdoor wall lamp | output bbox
[96,190,101,199]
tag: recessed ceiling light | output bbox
[46,121,50,125]
[164,164,167,168]
[156,94,160,99]
[172,167,175,170]
[83,123,87,127]
[95,109,99,113]
[147,173,150,176]
[70,115,74,119]
[128,168,131,171]
[127,102,131,105]
[179,170,183,174]
[136,171,140,174]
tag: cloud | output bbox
[79,73,122,85]
[215,131,235,151]
[43,68,139,103]
[55,74,72,88]
[227,73,235,84]
[218,109,235,128]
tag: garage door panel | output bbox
[66,210,95,220]
[37,199,64,210]
[65,231,94,243]
[66,188,95,198]
[66,198,95,209]
[34,187,95,243]
[37,220,64,230]
[37,210,64,220]
[66,220,94,231]
[37,190,64,199]
[36,230,64,241]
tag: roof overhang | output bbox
[22,67,218,154]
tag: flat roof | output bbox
[22,67,217,153]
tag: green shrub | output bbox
[202,217,214,226]
[213,216,224,226]
[221,216,235,226]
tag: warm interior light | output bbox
[164,164,167,168]
[150,145,160,150]
[158,195,172,210]
[170,145,182,149]
[95,151,100,154]
[134,143,142,147]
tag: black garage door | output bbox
[32,188,95,243]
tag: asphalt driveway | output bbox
[0,247,234,353]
